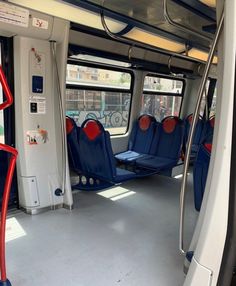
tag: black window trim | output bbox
[0,36,18,208]
[66,60,134,136]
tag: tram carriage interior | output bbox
[0,0,235,286]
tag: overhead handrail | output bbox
[179,12,224,255]
[163,0,213,43]
[100,7,209,64]
[0,65,18,286]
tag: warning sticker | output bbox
[37,100,46,114]
[29,100,46,114]
[26,129,48,145]
[0,2,29,27]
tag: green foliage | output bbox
[119,73,131,84]
[0,125,4,135]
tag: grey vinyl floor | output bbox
[6,174,198,286]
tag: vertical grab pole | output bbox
[0,147,17,285]
[0,66,18,286]
[179,12,224,255]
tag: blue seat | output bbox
[193,144,211,211]
[183,114,205,160]
[66,116,81,171]
[136,116,184,173]
[115,114,157,163]
[78,119,136,183]
[193,116,215,211]
[201,116,215,144]
[135,155,176,171]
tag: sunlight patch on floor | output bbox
[110,191,136,201]
[98,186,136,201]
[6,217,26,242]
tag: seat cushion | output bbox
[136,155,176,171]
[114,168,136,183]
[115,150,146,162]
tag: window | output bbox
[209,85,217,117]
[66,64,132,135]
[199,80,210,117]
[141,75,184,121]
[199,79,217,118]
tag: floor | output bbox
[5,174,198,286]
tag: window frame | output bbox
[0,36,18,208]
[142,73,186,117]
[66,60,134,136]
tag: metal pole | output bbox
[179,12,224,255]
[50,42,66,197]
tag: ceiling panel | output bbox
[85,0,215,49]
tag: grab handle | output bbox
[0,67,13,110]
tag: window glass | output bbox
[209,86,217,118]
[67,64,131,89]
[144,75,183,94]
[199,80,210,117]
[141,94,182,121]
[66,65,132,135]
[141,75,184,121]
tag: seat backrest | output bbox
[193,143,211,211]
[149,121,162,155]
[78,119,116,181]
[129,114,156,153]
[201,115,215,144]
[193,117,214,211]
[184,114,204,148]
[66,116,81,170]
[154,116,184,161]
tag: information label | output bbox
[0,2,29,27]
[32,17,49,30]
[29,100,46,114]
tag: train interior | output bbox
[0,0,234,286]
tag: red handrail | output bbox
[0,68,13,110]
[0,146,17,282]
[0,65,18,285]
